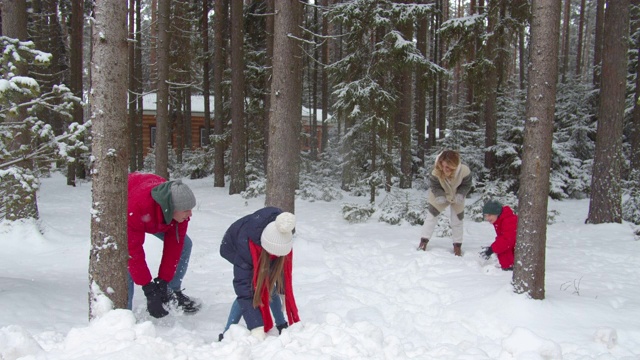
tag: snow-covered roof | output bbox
[140,93,332,122]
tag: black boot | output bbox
[453,243,462,256]
[276,322,289,334]
[417,238,429,251]
[170,290,202,314]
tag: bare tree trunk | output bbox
[518,25,526,90]
[483,3,498,172]
[135,0,143,170]
[321,0,329,153]
[593,0,604,87]
[586,0,629,224]
[560,0,570,82]
[213,0,226,188]
[150,0,158,91]
[68,0,84,186]
[265,0,303,213]
[263,0,274,171]
[154,0,170,179]
[128,0,137,172]
[229,0,246,194]
[308,4,318,160]
[89,0,130,319]
[202,0,211,148]
[512,0,561,300]
[575,0,586,76]
[415,11,427,165]
[631,0,640,171]
[398,15,413,189]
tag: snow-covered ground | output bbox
[1,173,638,359]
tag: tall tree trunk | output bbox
[483,2,498,172]
[398,15,413,189]
[512,0,561,300]
[518,25,526,90]
[310,4,319,161]
[586,0,629,224]
[263,0,275,171]
[68,0,84,186]
[631,0,640,171]
[321,0,329,153]
[229,0,246,194]
[575,0,586,76]
[213,0,226,188]
[128,0,137,172]
[89,0,130,318]
[202,0,211,148]
[154,0,170,179]
[1,0,39,220]
[560,0,571,82]
[135,0,143,170]
[593,0,604,87]
[150,0,158,90]
[415,11,427,165]
[265,0,303,213]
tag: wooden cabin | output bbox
[140,93,330,156]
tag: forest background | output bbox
[1,0,640,312]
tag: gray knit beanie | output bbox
[482,200,503,215]
[170,180,196,211]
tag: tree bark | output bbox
[512,0,561,300]
[213,0,226,188]
[202,0,211,148]
[265,0,303,213]
[560,0,570,82]
[154,0,170,180]
[398,15,413,189]
[586,0,629,224]
[88,0,130,318]
[229,0,246,194]
[575,0,586,76]
[68,0,84,186]
[631,0,640,171]
[593,0,604,87]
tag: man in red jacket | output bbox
[127,172,200,318]
[480,200,518,271]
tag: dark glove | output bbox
[142,278,169,318]
[480,246,494,260]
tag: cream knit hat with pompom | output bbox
[260,212,296,256]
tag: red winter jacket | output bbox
[490,206,518,269]
[127,173,189,286]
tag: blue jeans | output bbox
[127,233,192,310]
[223,290,286,332]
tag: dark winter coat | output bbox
[219,207,288,330]
[490,206,518,269]
[127,172,189,286]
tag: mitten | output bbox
[434,196,448,205]
[251,326,266,341]
[480,246,494,260]
[454,194,465,204]
[142,278,169,318]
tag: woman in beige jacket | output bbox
[417,150,472,256]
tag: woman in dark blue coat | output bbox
[219,207,300,341]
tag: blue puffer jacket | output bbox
[220,206,282,330]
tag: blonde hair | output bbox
[434,150,460,180]
[253,250,286,307]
